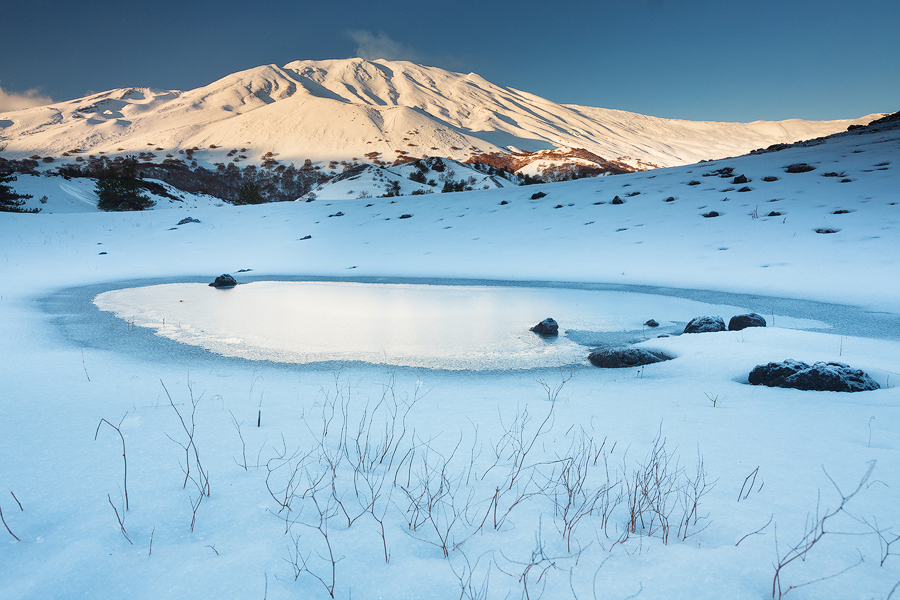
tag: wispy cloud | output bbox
[345,30,421,62]
[0,82,53,112]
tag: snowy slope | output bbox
[0,58,881,173]
[0,111,898,600]
[4,173,226,213]
[303,157,520,201]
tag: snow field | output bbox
[1,120,899,599]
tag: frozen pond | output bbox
[93,281,829,370]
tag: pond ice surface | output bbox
[93,281,828,370]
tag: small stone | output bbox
[644,319,659,327]
[209,274,237,288]
[530,318,559,336]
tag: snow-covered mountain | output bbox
[1,96,899,600]
[0,58,881,177]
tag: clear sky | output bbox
[1,0,897,122]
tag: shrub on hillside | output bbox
[0,171,39,213]
[95,157,155,211]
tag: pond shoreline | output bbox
[39,274,900,373]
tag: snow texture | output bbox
[0,99,899,600]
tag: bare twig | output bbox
[95,415,129,510]
[10,491,23,511]
[108,494,133,545]
[738,467,760,502]
[772,461,876,599]
[0,503,20,541]
[230,411,248,471]
[735,514,773,547]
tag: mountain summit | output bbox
[0,58,880,177]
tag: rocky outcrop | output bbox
[683,316,726,334]
[588,347,672,368]
[748,360,879,392]
[728,313,767,331]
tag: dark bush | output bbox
[95,157,155,211]
[785,163,815,173]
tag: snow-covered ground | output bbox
[1,122,898,599]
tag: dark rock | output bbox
[728,313,767,331]
[500,200,509,205]
[733,175,750,184]
[785,163,815,173]
[749,360,879,392]
[209,274,237,288]
[399,214,413,219]
[644,319,659,327]
[684,316,726,334]
[737,186,752,192]
[767,211,782,217]
[815,228,839,234]
[611,196,624,204]
[665,196,675,202]
[702,211,720,218]
[748,359,808,387]
[589,347,673,368]
[531,191,547,200]
[530,318,559,336]
[177,217,201,225]
[762,176,779,182]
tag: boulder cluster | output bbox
[683,313,767,333]
[749,360,879,392]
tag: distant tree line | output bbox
[0,154,329,208]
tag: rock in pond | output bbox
[728,313,767,331]
[683,316,726,334]
[748,360,879,392]
[209,274,238,288]
[530,318,559,336]
[644,319,659,327]
[588,347,672,368]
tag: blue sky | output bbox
[1,0,896,121]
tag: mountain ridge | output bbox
[0,58,882,178]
